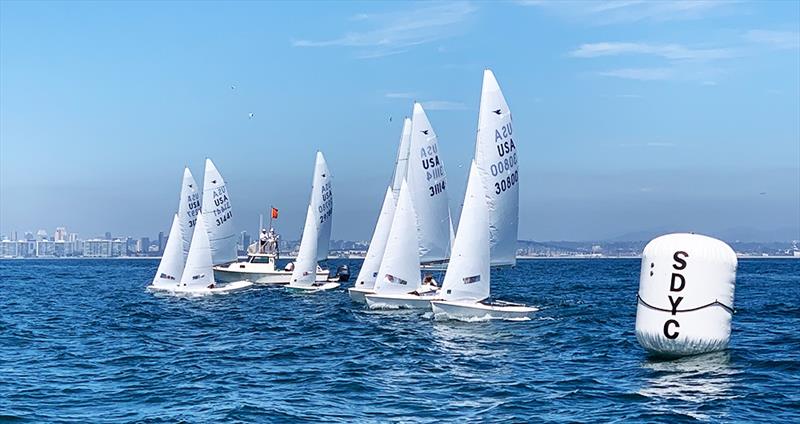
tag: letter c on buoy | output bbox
[663,319,680,339]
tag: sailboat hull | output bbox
[348,287,375,303]
[149,280,254,295]
[431,300,537,320]
[286,282,340,292]
[365,292,438,310]
[213,264,329,285]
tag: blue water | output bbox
[1,258,798,422]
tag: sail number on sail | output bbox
[318,181,333,224]
[185,193,201,227]
[420,144,446,198]
[490,123,517,194]
[210,186,232,227]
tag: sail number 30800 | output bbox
[494,170,518,194]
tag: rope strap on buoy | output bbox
[637,294,734,315]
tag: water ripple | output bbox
[1,258,798,422]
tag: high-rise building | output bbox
[24,232,34,241]
[55,227,67,242]
[36,229,48,241]
[125,237,137,255]
[36,240,54,256]
[111,240,125,257]
[85,239,111,257]
[0,239,18,257]
[139,237,150,254]
[158,231,166,253]
[69,233,78,242]
[239,231,250,253]
[12,231,18,242]
[105,231,112,240]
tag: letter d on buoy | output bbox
[635,233,737,357]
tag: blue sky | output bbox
[1,1,798,241]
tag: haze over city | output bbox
[1,1,798,242]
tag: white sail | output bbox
[407,103,451,263]
[354,186,397,290]
[202,158,237,265]
[373,180,422,296]
[474,69,519,266]
[314,152,333,262]
[440,161,490,302]
[289,193,320,288]
[152,214,184,289]
[391,117,412,198]
[178,167,201,261]
[180,212,215,290]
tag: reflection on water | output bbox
[639,351,739,420]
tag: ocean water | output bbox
[1,258,798,422]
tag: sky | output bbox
[1,0,798,242]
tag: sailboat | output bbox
[364,180,438,309]
[407,103,452,266]
[349,118,410,302]
[430,161,536,320]
[474,69,519,267]
[148,214,185,291]
[173,212,253,294]
[202,159,238,267]
[287,151,340,292]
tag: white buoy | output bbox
[635,233,737,357]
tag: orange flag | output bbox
[271,207,279,219]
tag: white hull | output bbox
[147,280,254,295]
[213,264,329,285]
[430,300,537,320]
[348,287,375,303]
[286,281,341,292]
[365,292,438,309]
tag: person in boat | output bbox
[266,227,279,255]
[423,274,438,288]
[259,229,269,253]
[207,283,215,289]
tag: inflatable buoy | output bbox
[635,233,737,357]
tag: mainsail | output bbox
[407,103,451,263]
[152,214,184,289]
[178,167,201,262]
[474,69,519,266]
[289,197,320,288]
[180,212,215,290]
[353,186,396,290]
[390,117,412,199]
[202,159,237,265]
[314,152,333,262]
[440,161,490,302]
[355,118,413,289]
[373,180,422,296]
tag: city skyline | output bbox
[1,1,798,241]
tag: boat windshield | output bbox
[250,256,272,264]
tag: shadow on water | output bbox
[638,351,738,420]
